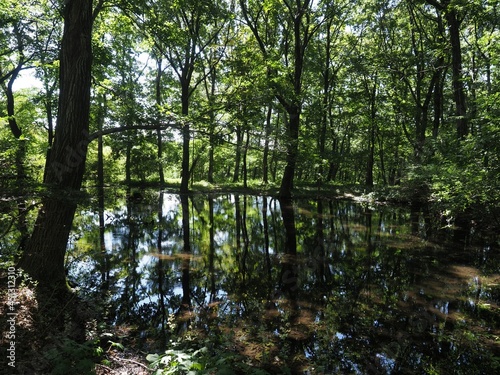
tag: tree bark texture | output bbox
[278,1,309,199]
[18,0,93,290]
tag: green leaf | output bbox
[146,353,160,363]
[190,361,203,370]
[108,341,124,351]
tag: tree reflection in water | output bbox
[67,190,500,374]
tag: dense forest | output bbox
[2,0,500,199]
[3,0,500,275]
[1,0,500,373]
[0,0,500,194]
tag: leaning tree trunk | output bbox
[18,0,93,291]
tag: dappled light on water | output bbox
[65,191,500,374]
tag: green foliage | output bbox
[44,339,100,375]
[147,344,272,375]
[0,135,18,186]
[147,348,206,375]
[430,135,500,220]
[1,0,500,228]
[0,0,496,202]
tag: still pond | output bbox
[64,189,500,374]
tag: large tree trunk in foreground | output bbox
[18,0,93,291]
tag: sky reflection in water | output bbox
[67,191,500,374]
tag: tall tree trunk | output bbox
[180,81,190,193]
[205,65,217,184]
[446,9,468,139]
[433,14,446,140]
[433,69,445,138]
[426,0,468,139]
[318,18,333,189]
[233,125,242,183]
[3,17,25,168]
[278,2,308,199]
[270,112,281,182]
[243,127,250,188]
[263,105,272,184]
[365,78,377,188]
[4,66,27,189]
[42,69,57,182]
[377,132,387,185]
[157,128,164,184]
[365,122,375,187]
[156,58,165,184]
[279,109,300,199]
[18,0,93,291]
[5,67,23,139]
[208,131,215,183]
[97,94,106,187]
[125,134,132,184]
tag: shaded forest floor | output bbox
[0,280,152,375]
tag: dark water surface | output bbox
[67,190,500,374]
